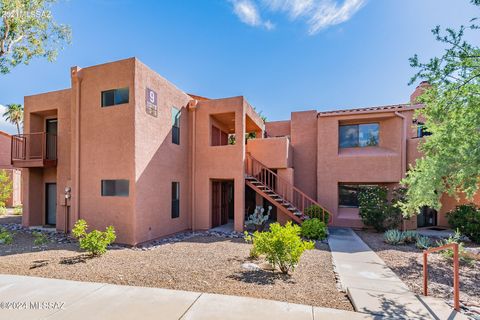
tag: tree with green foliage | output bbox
[0,0,71,74]
[400,0,480,217]
[0,170,12,208]
[2,103,22,134]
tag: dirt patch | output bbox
[356,230,480,306]
[0,231,352,310]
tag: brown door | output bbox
[212,181,221,228]
[221,182,229,225]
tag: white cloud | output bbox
[0,104,16,134]
[231,0,274,30]
[307,0,366,34]
[231,0,366,34]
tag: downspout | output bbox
[395,111,407,230]
[394,111,407,178]
[189,100,198,232]
[72,67,83,223]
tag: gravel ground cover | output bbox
[356,230,480,309]
[0,217,352,310]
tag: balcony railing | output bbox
[11,133,57,168]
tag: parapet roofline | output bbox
[318,103,423,117]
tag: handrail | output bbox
[11,132,57,162]
[245,153,331,224]
[423,243,459,311]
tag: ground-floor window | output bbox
[101,180,129,197]
[171,182,180,218]
[338,184,380,207]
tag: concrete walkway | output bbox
[0,274,373,320]
[328,228,467,320]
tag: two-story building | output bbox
[0,130,21,207]
[13,58,476,245]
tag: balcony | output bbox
[11,133,57,168]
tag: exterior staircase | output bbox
[245,153,331,224]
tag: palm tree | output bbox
[2,104,23,135]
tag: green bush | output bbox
[447,204,480,243]
[301,218,327,240]
[72,219,116,256]
[245,222,314,274]
[0,228,13,244]
[32,231,48,246]
[436,229,474,265]
[358,186,404,232]
[0,206,6,216]
[304,205,330,224]
[13,204,22,215]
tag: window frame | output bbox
[339,123,379,148]
[101,87,129,107]
[101,179,129,197]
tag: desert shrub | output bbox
[0,206,6,216]
[13,204,22,215]
[0,170,12,210]
[384,229,404,245]
[246,222,314,274]
[358,186,404,232]
[416,236,431,249]
[245,206,271,231]
[243,231,259,259]
[401,230,418,244]
[304,205,330,224]
[72,219,116,256]
[32,231,48,246]
[436,229,474,265]
[447,204,480,243]
[301,218,327,240]
[0,228,13,244]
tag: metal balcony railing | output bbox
[11,133,57,167]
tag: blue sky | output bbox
[0,0,476,133]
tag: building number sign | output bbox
[146,88,158,117]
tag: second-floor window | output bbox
[339,123,379,148]
[172,107,180,145]
[101,87,129,107]
[416,122,431,138]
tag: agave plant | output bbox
[415,236,431,249]
[401,230,418,244]
[384,229,404,245]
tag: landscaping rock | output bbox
[241,262,260,271]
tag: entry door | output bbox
[45,183,57,226]
[46,119,57,160]
[212,181,221,228]
[417,206,437,228]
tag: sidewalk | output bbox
[0,274,373,320]
[328,228,467,319]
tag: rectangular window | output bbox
[416,122,431,138]
[339,184,360,207]
[172,107,180,145]
[101,87,129,107]
[339,123,379,148]
[101,180,129,197]
[171,182,180,218]
[338,184,377,207]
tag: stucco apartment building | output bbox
[12,58,473,245]
[0,131,21,207]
